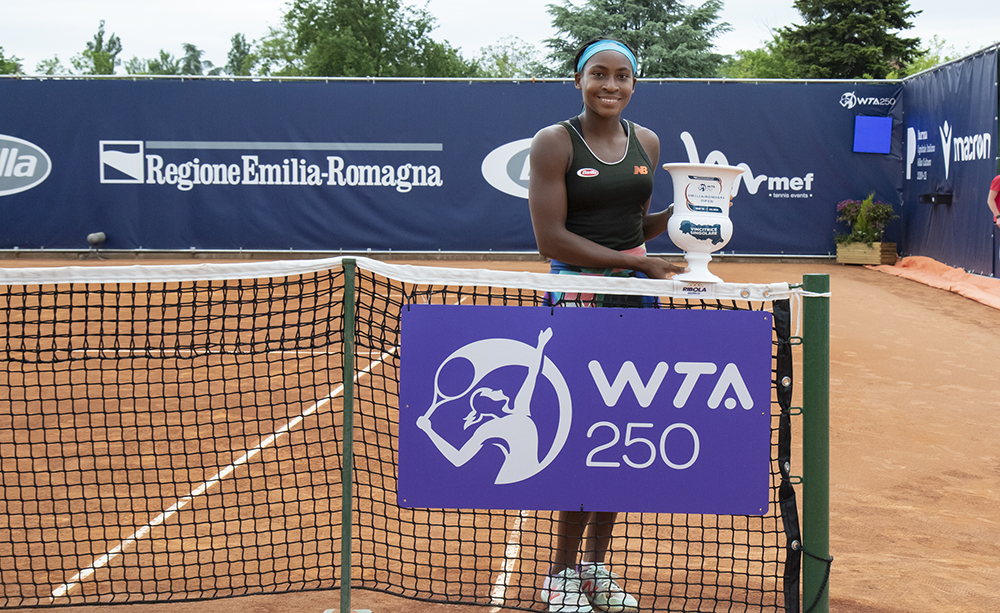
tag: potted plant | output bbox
[834,193,898,265]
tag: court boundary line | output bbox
[49,348,397,601]
[490,509,531,611]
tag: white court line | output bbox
[50,348,398,601]
[490,510,531,611]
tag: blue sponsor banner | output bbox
[0,78,902,255]
[398,305,773,515]
[902,49,999,276]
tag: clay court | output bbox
[2,258,998,613]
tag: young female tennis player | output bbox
[528,37,681,612]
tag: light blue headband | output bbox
[576,40,638,74]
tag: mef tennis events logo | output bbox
[99,140,444,193]
[481,132,817,200]
[0,135,52,197]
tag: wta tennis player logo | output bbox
[415,328,572,485]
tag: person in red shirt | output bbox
[987,174,1000,227]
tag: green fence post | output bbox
[341,258,356,613]
[802,273,830,613]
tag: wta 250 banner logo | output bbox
[398,305,773,514]
[415,328,572,485]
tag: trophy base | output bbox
[673,270,724,283]
[673,253,723,284]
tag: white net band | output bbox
[0,256,801,302]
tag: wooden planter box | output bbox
[836,242,897,265]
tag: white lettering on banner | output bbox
[839,91,896,109]
[953,133,992,162]
[588,361,669,408]
[908,127,933,181]
[588,360,753,410]
[937,120,991,180]
[678,132,816,200]
[325,156,442,193]
[708,363,755,410]
[143,153,441,192]
[0,148,38,177]
[671,361,717,407]
[767,173,814,191]
[586,421,700,470]
[0,135,53,197]
[109,140,443,192]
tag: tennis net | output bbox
[0,257,803,611]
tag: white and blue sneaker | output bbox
[540,567,594,612]
[579,563,638,613]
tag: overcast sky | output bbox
[1,0,997,74]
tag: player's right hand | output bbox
[643,257,686,279]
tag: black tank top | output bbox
[560,117,654,251]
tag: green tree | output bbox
[0,47,23,74]
[902,35,969,75]
[35,56,69,75]
[124,50,181,75]
[779,0,922,79]
[281,0,478,77]
[718,33,802,78]
[474,36,551,78]
[150,50,182,74]
[226,33,254,76]
[180,43,222,75]
[544,0,731,78]
[252,24,307,76]
[124,57,146,74]
[71,20,123,74]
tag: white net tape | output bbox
[0,256,810,303]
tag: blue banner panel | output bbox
[398,305,772,515]
[902,49,999,276]
[628,81,905,255]
[0,78,903,255]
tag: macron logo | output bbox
[939,122,952,180]
[100,141,144,183]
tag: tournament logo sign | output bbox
[398,305,773,514]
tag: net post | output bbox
[802,273,830,613]
[340,258,357,613]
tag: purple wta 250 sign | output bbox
[398,305,773,515]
